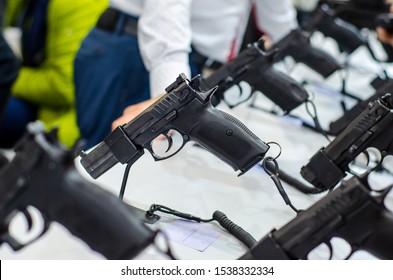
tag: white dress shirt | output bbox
[110,0,298,97]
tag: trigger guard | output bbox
[224,84,254,108]
[2,233,25,251]
[223,84,243,108]
[148,132,186,161]
[1,217,50,251]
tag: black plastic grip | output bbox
[250,67,309,113]
[305,3,366,54]
[292,44,341,78]
[44,168,155,259]
[274,29,341,78]
[174,99,269,175]
[360,210,393,259]
[319,16,365,54]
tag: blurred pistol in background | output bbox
[0,122,155,259]
[240,175,393,260]
[199,39,309,114]
[303,3,368,55]
[301,94,393,191]
[272,28,342,78]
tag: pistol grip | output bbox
[250,67,309,113]
[49,169,155,259]
[178,100,269,174]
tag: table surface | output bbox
[1,34,393,260]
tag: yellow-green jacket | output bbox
[7,0,108,147]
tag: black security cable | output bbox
[263,160,327,195]
[146,204,257,249]
[261,157,301,213]
[212,211,257,249]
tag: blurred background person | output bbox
[0,0,108,148]
[75,0,298,149]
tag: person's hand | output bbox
[377,26,393,45]
[376,5,393,45]
[111,95,162,130]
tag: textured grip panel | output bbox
[220,110,260,140]
[252,67,309,113]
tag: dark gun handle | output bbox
[304,3,366,54]
[291,44,341,78]
[359,209,393,259]
[180,100,270,174]
[48,168,155,259]
[319,16,366,54]
[249,67,309,113]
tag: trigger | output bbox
[363,151,370,166]
[236,84,243,97]
[164,133,173,153]
[22,208,33,231]
[324,241,334,260]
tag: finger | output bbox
[376,27,392,42]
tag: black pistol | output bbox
[0,122,156,259]
[272,28,342,78]
[240,175,393,260]
[80,74,270,179]
[199,40,309,113]
[301,94,393,190]
[303,3,367,54]
[321,0,393,61]
[321,0,390,30]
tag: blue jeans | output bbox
[74,14,151,149]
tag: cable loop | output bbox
[265,142,282,161]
